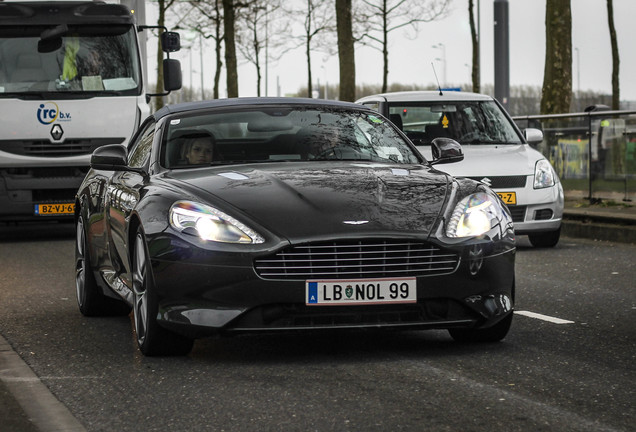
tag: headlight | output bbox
[446,192,504,238]
[534,159,556,189]
[169,200,265,244]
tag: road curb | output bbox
[0,334,86,432]
[562,210,636,244]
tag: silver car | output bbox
[357,91,564,247]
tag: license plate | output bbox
[497,192,517,205]
[34,203,75,216]
[306,277,417,306]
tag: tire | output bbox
[132,228,194,356]
[75,215,130,317]
[528,227,561,248]
[448,311,513,343]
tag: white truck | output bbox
[0,0,181,221]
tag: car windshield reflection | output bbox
[162,107,421,168]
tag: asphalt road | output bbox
[0,221,634,432]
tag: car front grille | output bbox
[467,175,528,188]
[508,205,527,222]
[254,239,460,280]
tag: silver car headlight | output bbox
[534,159,556,189]
[446,192,504,238]
[169,200,265,244]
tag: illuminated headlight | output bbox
[169,200,264,244]
[446,193,504,238]
[534,159,556,189]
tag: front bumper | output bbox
[147,235,516,338]
[499,182,564,235]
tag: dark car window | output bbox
[162,107,421,168]
[128,121,155,168]
[388,101,522,146]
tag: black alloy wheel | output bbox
[132,228,194,356]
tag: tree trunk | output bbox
[306,33,313,98]
[222,0,239,98]
[607,0,620,110]
[336,0,355,101]
[381,0,388,93]
[154,0,167,111]
[469,0,480,93]
[540,0,572,114]
[213,0,223,100]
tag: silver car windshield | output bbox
[0,25,141,98]
[163,107,422,168]
[388,101,523,145]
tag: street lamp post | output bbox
[575,47,581,110]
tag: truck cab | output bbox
[0,1,180,221]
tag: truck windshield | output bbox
[388,101,523,146]
[0,25,141,98]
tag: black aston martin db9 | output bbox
[74,98,515,356]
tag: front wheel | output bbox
[132,228,194,356]
[528,227,561,248]
[448,312,513,343]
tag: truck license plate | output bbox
[35,203,75,216]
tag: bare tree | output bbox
[236,2,267,97]
[606,0,620,110]
[222,0,239,97]
[187,0,224,100]
[283,0,334,98]
[236,1,285,97]
[358,0,450,93]
[468,0,480,93]
[336,0,355,101]
[540,0,572,114]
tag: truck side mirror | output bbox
[161,31,180,53]
[163,59,182,91]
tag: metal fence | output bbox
[513,109,636,203]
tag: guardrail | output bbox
[513,109,636,203]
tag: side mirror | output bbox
[524,128,544,147]
[430,138,464,165]
[161,31,181,53]
[163,58,182,91]
[90,144,128,171]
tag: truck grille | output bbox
[254,240,460,280]
[0,138,125,157]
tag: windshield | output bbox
[163,107,422,168]
[388,101,523,145]
[0,25,141,98]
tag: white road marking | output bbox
[516,310,575,324]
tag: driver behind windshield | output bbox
[181,132,216,165]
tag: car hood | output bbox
[163,162,452,240]
[417,144,543,177]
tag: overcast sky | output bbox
[166,0,636,102]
